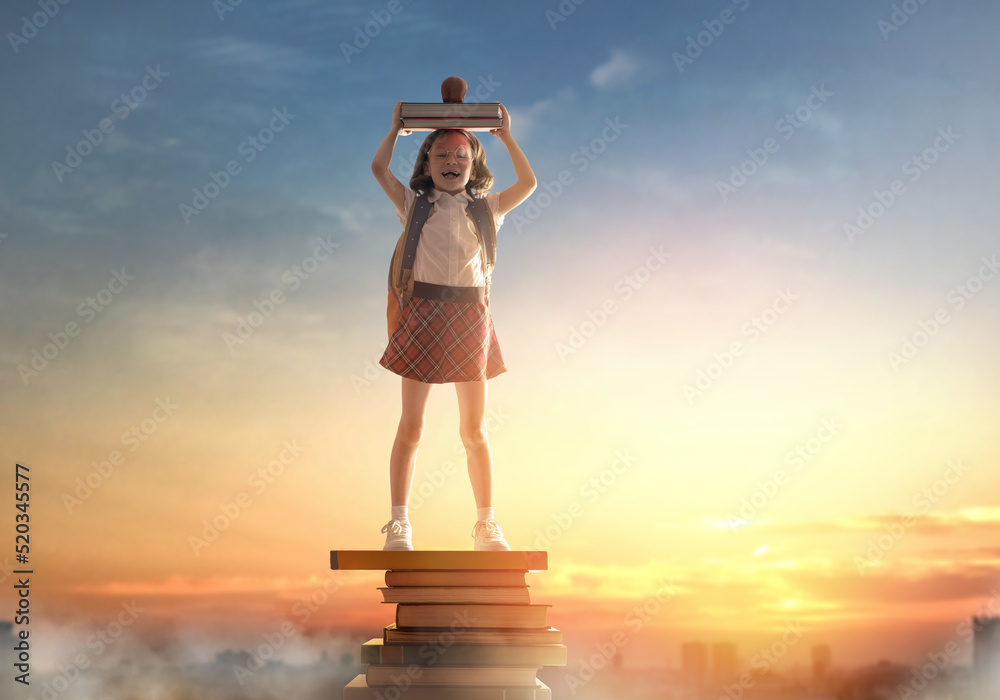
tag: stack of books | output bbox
[400,103,502,131]
[332,550,566,700]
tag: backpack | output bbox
[386,193,497,337]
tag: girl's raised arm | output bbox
[491,104,537,218]
[371,101,409,213]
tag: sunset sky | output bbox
[1,0,999,681]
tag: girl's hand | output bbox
[392,101,411,136]
[490,103,511,141]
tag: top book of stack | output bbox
[400,103,502,132]
[331,550,547,571]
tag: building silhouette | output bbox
[974,616,1000,699]
[812,643,832,682]
[712,642,738,684]
[839,659,909,699]
[681,641,708,688]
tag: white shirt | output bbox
[396,187,505,287]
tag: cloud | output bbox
[601,164,704,204]
[505,87,576,141]
[590,49,639,89]
[788,566,1000,609]
[729,507,1000,536]
[63,572,377,597]
[851,508,1000,535]
[188,36,334,89]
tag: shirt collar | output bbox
[427,188,472,205]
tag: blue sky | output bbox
[2,0,997,320]
[2,0,1000,671]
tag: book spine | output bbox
[366,665,540,687]
[396,604,548,629]
[363,642,568,667]
[384,571,527,587]
[378,587,530,604]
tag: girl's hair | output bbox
[410,129,494,197]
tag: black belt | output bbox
[412,281,485,303]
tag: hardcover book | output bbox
[330,550,547,571]
[382,623,563,646]
[399,102,502,131]
[366,664,539,687]
[400,117,502,131]
[385,569,528,587]
[396,603,549,630]
[400,103,501,118]
[343,674,552,700]
[361,638,568,667]
[379,586,531,604]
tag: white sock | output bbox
[392,505,409,522]
[477,507,494,522]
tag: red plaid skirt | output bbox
[380,296,507,383]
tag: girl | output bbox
[371,100,536,551]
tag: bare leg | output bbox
[454,380,492,509]
[389,377,433,506]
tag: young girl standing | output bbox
[371,100,536,551]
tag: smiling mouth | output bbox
[442,171,460,179]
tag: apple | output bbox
[441,76,467,103]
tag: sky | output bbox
[1,0,1000,688]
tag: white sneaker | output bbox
[472,519,510,551]
[381,520,413,551]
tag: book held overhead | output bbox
[397,76,502,131]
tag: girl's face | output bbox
[423,131,475,195]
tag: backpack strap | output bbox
[466,197,497,304]
[388,194,433,309]
[401,195,434,274]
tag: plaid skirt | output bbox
[380,296,507,384]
